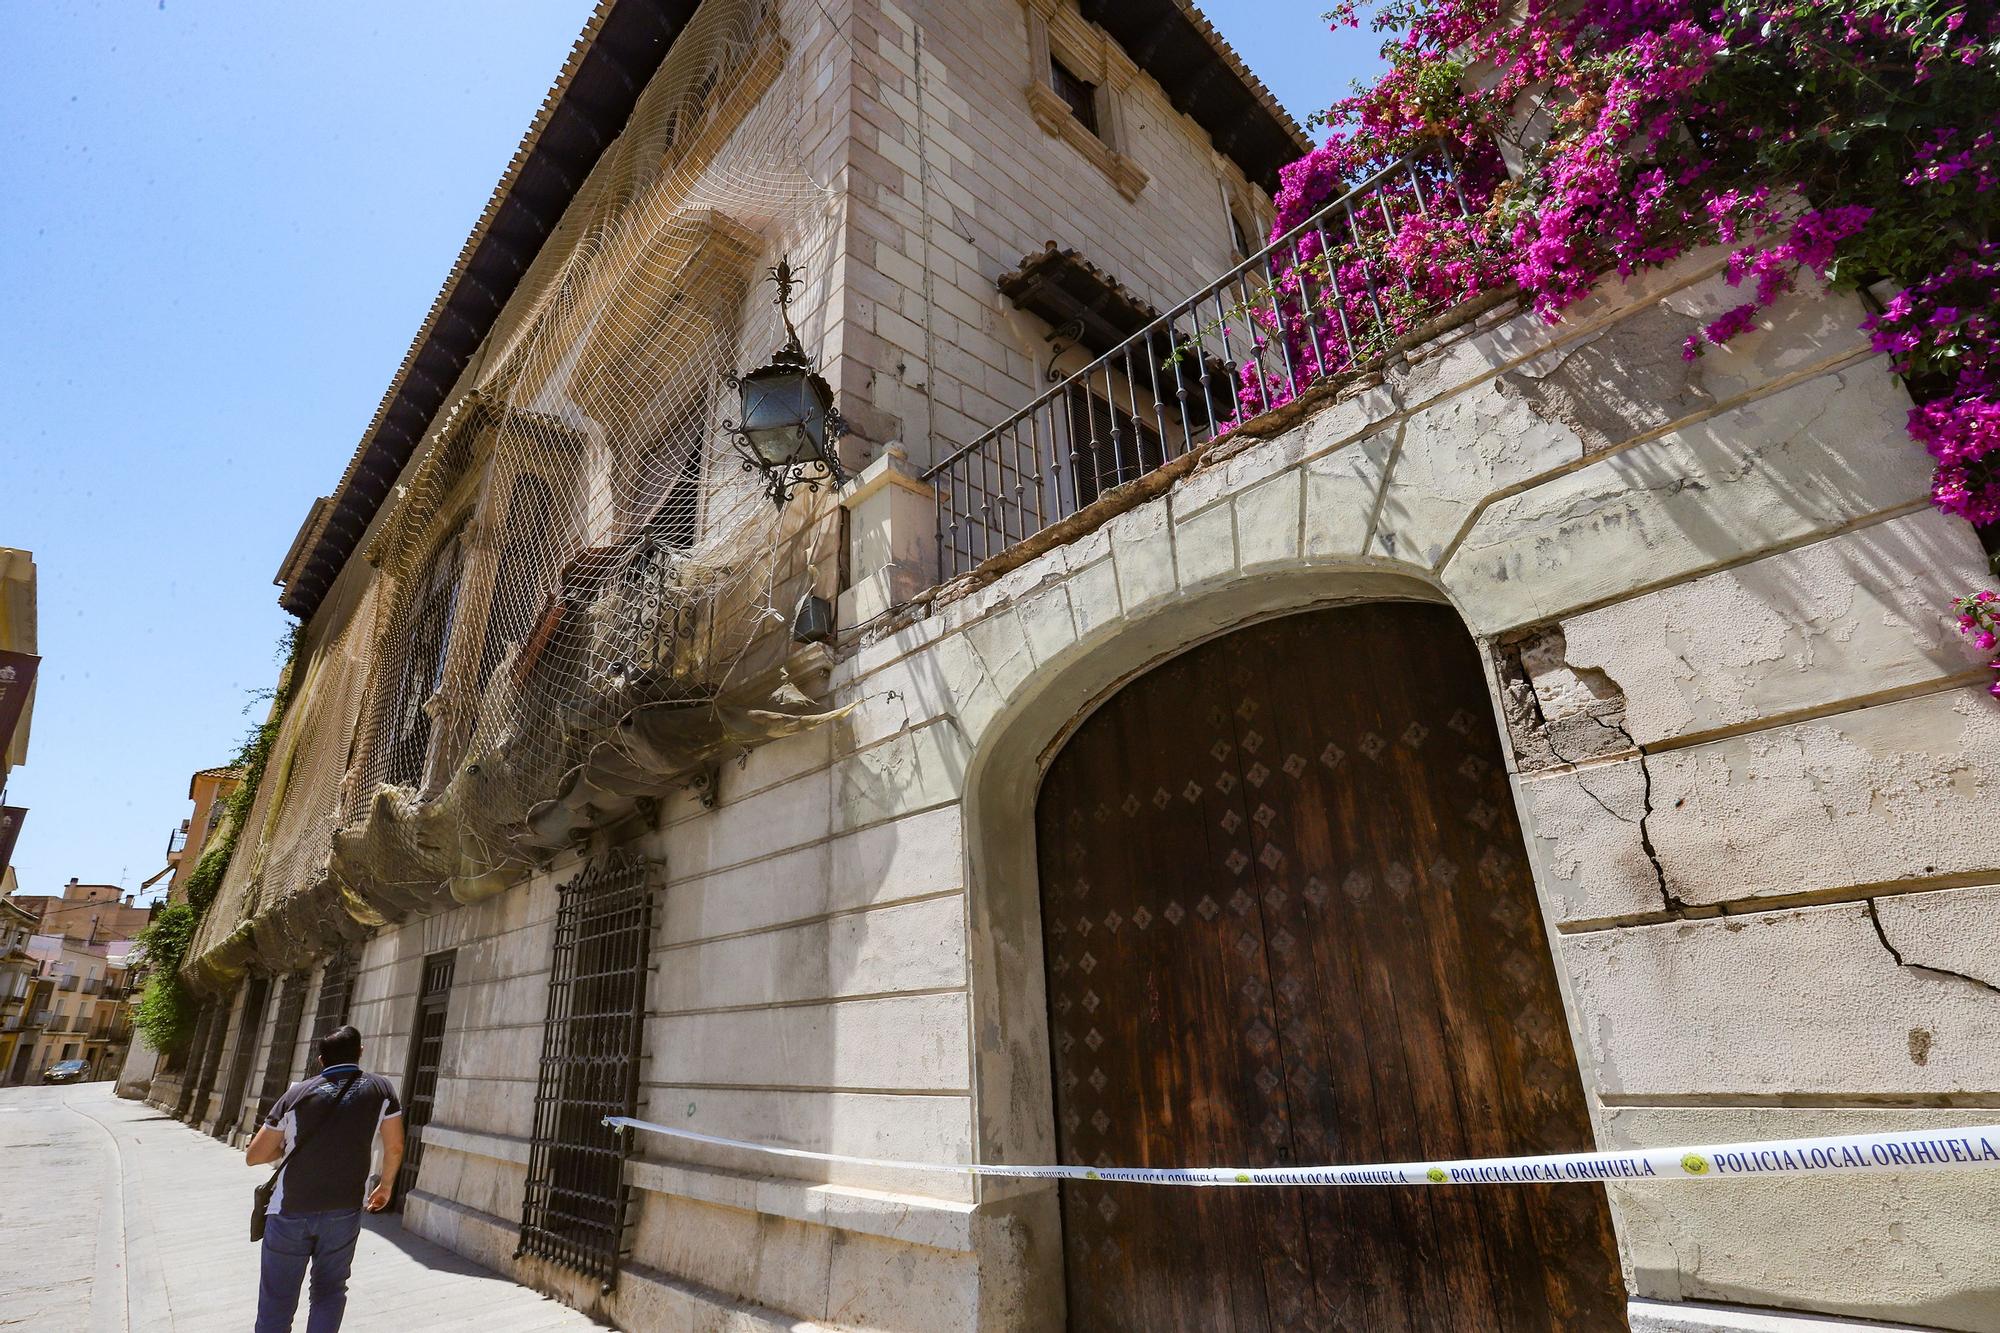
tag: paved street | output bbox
[0,1083,598,1332]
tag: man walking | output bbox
[244,1024,404,1333]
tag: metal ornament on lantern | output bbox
[726,257,849,508]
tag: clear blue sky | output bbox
[0,2,1379,904]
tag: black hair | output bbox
[318,1024,362,1067]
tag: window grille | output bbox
[212,975,270,1140]
[186,991,232,1126]
[307,946,356,1075]
[384,530,466,788]
[475,477,559,693]
[1050,57,1099,136]
[394,949,456,1205]
[256,971,311,1122]
[172,1002,215,1115]
[1230,208,1255,259]
[518,852,655,1286]
[596,398,713,704]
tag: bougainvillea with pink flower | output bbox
[1256,0,1999,683]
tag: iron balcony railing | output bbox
[923,150,1486,581]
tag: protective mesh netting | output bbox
[192,0,849,985]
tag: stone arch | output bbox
[950,554,1489,1319]
[944,545,1618,1325]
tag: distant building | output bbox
[0,547,35,883]
[0,896,39,1082]
[0,877,152,1082]
[0,934,136,1084]
[115,764,243,1098]
[7,877,155,947]
[162,766,242,907]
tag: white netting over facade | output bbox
[193,0,851,982]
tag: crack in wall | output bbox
[1585,713,1685,915]
[1501,635,1685,915]
[1865,897,2000,999]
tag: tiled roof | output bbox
[1178,2,1311,152]
[1084,0,1310,193]
[999,243,1163,356]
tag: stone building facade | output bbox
[153,1,2000,1330]
[0,545,35,798]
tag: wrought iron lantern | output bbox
[726,257,849,508]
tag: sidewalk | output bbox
[0,1082,597,1332]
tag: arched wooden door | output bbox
[1035,603,1626,1331]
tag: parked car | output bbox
[41,1059,91,1085]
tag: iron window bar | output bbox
[517,850,656,1290]
[307,946,357,1075]
[922,149,1480,581]
[255,972,311,1124]
[394,949,457,1206]
[186,989,233,1127]
[173,1002,216,1118]
[213,975,271,1141]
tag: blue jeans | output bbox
[255,1208,363,1333]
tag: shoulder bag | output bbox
[251,1070,362,1241]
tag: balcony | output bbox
[56,976,79,993]
[925,152,1484,580]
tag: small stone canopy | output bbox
[998,243,1238,421]
[1001,244,1165,361]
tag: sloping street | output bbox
[0,1083,596,1331]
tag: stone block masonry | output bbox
[351,238,2000,1332]
[789,242,1992,1331]
[176,0,1999,1327]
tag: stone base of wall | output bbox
[1631,1301,1942,1332]
[145,1072,184,1115]
[114,1043,159,1099]
[403,1189,858,1332]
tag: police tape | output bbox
[605,1117,2000,1187]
